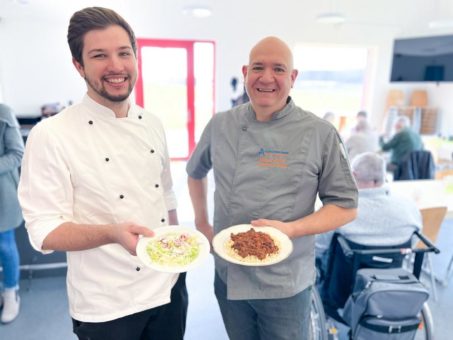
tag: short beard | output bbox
[99,90,131,102]
[85,77,133,103]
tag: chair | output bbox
[393,150,436,180]
[418,206,447,300]
[410,89,428,107]
[444,254,453,287]
[386,89,405,110]
[436,168,453,180]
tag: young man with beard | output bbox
[187,36,358,339]
[18,7,187,340]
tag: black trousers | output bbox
[72,273,188,340]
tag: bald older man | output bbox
[186,36,358,340]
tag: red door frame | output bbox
[135,38,215,160]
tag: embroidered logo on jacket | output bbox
[257,148,288,168]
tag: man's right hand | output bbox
[42,221,154,254]
[111,222,155,256]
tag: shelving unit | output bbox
[384,89,439,135]
[399,106,439,135]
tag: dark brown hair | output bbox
[67,7,137,65]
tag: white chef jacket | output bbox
[18,95,178,322]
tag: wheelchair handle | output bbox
[413,230,440,254]
[337,231,440,257]
[337,234,354,257]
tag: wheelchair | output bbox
[309,230,439,340]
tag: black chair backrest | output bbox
[320,233,411,310]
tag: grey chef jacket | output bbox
[186,98,358,300]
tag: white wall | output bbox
[0,17,85,114]
[1,0,453,136]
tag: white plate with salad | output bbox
[136,226,210,273]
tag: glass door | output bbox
[135,39,215,160]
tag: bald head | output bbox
[249,36,295,70]
[242,36,298,121]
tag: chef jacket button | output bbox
[242,126,247,131]
[119,194,125,199]
[155,184,159,188]
[161,218,165,223]
[105,157,110,162]
[136,266,141,271]
[138,115,142,119]
[88,120,93,125]
[150,149,155,153]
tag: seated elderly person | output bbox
[316,152,422,264]
[380,115,423,172]
[345,119,379,161]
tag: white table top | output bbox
[387,179,453,218]
[315,178,453,218]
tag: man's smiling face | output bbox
[242,37,298,120]
[73,25,137,107]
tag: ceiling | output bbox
[0,0,451,31]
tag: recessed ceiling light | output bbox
[428,20,453,29]
[316,12,346,24]
[182,6,212,18]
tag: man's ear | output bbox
[242,65,248,78]
[290,69,299,87]
[72,58,85,78]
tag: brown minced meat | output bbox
[230,228,279,260]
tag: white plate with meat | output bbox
[136,226,210,273]
[212,224,293,266]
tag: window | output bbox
[292,44,373,132]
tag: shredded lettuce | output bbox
[146,232,200,267]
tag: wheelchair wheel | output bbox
[415,302,434,340]
[309,287,329,340]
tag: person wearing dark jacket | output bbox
[380,115,423,169]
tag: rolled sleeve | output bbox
[319,129,358,209]
[18,123,74,253]
[186,119,212,179]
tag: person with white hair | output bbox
[380,115,423,169]
[322,111,336,124]
[316,152,422,260]
[345,119,379,161]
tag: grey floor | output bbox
[1,161,452,340]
